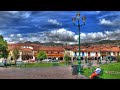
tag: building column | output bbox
[17,51,22,61]
[32,51,35,60]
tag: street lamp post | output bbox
[72,12,86,74]
[85,46,88,64]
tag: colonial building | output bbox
[7,43,120,61]
[39,46,64,60]
[8,44,65,61]
[8,43,40,61]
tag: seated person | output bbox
[89,66,101,79]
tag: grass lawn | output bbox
[9,61,84,68]
[83,62,120,79]
[15,62,71,68]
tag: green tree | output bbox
[64,54,71,65]
[0,35,8,59]
[36,51,47,62]
[12,48,20,64]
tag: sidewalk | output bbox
[74,74,89,79]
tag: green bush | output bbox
[64,54,71,65]
[116,56,120,62]
[52,63,59,66]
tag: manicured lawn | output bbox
[16,62,71,68]
[83,62,120,79]
[9,61,84,68]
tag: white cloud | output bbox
[48,19,62,26]
[7,41,18,44]
[10,34,14,37]
[82,11,101,15]
[19,38,24,41]
[99,18,113,25]
[1,11,31,19]
[74,35,79,40]
[25,37,40,42]
[21,12,31,18]
[7,11,19,14]
[98,12,120,19]
[6,28,120,44]
[4,37,11,41]
[51,28,75,35]
[96,11,101,13]
[17,34,22,37]
[80,33,86,39]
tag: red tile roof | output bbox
[47,54,64,57]
[7,44,120,52]
[39,46,64,52]
[20,48,33,51]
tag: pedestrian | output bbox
[89,66,101,79]
[3,59,7,68]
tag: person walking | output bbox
[3,59,7,68]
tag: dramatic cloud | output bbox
[80,29,120,42]
[48,19,62,26]
[5,28,120,44]
[6,28,78,44]
[21,12,31,18]
[7,11,19,14]
[98,11,120,19]
[96,11,101,13]
[99,18,113,25]
[10,34,14,37]
[17,34,22,37]
[1,11,120,44]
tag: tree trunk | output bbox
[14,59,16,65]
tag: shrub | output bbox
[52,63,59,66]
[116,55,120,62]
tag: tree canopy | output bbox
[36,51,47,60]
[64,54,71,65]
[0,35,8,58]
[12,48,20,64]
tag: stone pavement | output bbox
[1,60,114,79]
[0,66,89,79]
[74,74,89,79]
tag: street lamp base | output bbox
[78,72,81,74]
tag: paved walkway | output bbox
[0,60,114,79]
[0,66,88,79]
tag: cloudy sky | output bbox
[1,11,120,44]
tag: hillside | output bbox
[22,40,120,46]
[24,41,64,46]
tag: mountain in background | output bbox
[22,40,120,46]
[95,40,120,45]
[24,41,64,46]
